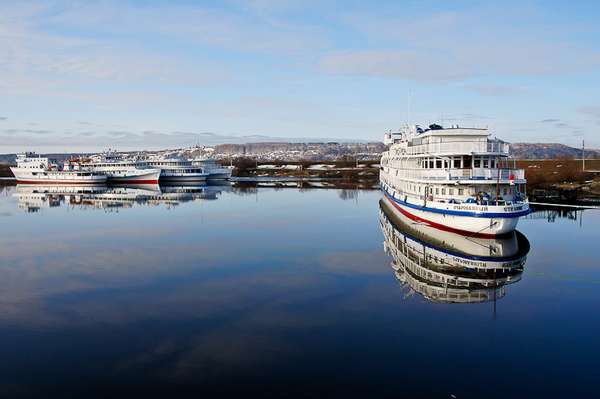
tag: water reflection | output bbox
[379,199,529,304]
[12,183,233,212]
[526,206,585,223]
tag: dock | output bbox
[529,201,600,209]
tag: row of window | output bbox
[383,155,506,170]
[385,178,515,197]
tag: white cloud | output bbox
[323,5,600,81]
[578,106,600,119]
[0,2,229,99]
[463,84,527,97]
[44,2,329,54]
[320,50,472,82]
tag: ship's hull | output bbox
[105,170,161,184]
[382,190,527,237]
[159,174,207,182]
[206,171,232,180]
[11,168,108,185]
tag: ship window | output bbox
[429,160,434,168]
[436,160,442,168]
[474,158,481,168]
[449,188,454,195]
[435,188,439,195]
[458,189,464,195]
[441,188,446,195]
[444,160,449,168]
[490,159,496,168]
[453,158,461,168]
[483,158,489,168]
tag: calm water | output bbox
[0,183,598,398]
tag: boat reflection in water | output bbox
[13,182,232,212]
[379,199,529,304]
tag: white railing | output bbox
[405,140,509,156]
[471,168,525,180]
[383,167,525,181]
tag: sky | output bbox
[1,0,600,152]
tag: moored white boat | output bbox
[142,157,208,182]
[192,159,232,180]
[10,153,107,185]
[84,153,161,184]
[380,124,530,236]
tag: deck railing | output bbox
[384,168,525,181]
[405,140,509,156]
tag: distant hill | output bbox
[510,143,600,159]
[2,142,598,164]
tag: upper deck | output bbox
[384,125,509,157]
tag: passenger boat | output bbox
[141,156,208,183]
[192,158,232,180]
[84,152,161,184]
[10,153,107,185]
[380,124,530,236]
[379,199,528,304]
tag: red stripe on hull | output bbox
[385,195,498,238]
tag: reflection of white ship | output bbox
[379,199,529,304]
[13,183,231,212]
[10,153,107,185]
[14,184,107,212]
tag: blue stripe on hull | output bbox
[381,185,531,219]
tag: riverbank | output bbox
[0,163,12,178]
[229,159,380,181]
[516,159,600,204]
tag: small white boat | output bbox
[141,156,209,182]
[192,159,232,180]
[10,153,107,185]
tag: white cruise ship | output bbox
[84,153,161,184]
[10,153,107,185]
[380,124,530,237]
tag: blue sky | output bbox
[1,0,600,152]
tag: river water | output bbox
[0,183,598,398]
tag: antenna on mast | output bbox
[407,89,411,125]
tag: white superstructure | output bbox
[192,158,232,180]
[380,124,530,236]
[84,152,161,184]
[142,156,208,183]
[10,153,107,185]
